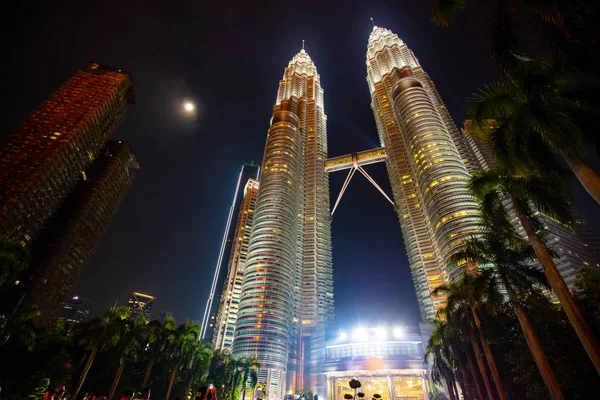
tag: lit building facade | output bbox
[0,63,135,246]
[59,296,92,323]
[128,292,156,320]
[17,140,138,320]
[462,120,600,289]
[365,26,481,320]
[201,162,260,340]
[213,178,260,351]
[232,48,334,400]
[324,326,429,400]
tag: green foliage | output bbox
[28,378,50,400]
[0,237,31,294]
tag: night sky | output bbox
[4,0,598,328]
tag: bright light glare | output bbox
[338,331,348,341]
[393,327,404,338]
[184,102,195,112]
[375,327,387,340]
[352,327,368,341]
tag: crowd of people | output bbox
[37,384,218,400]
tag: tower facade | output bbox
[23,140,138,320]
[201,162,260,340]
[213,178,260,351]
[232,48,333,399]
[0,63,135,245]
[366,26,481,321]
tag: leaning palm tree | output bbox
[466,73,600,205]
[107,315,148,400]
[164,320,201,400]
[71,306,130,400]
[470,169,600,373]
[141,315,177,387]
[451,231,564,399]
[434,271,508,400]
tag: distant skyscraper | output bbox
[201,162,260,340]
[0,63,135,245]
[232,47,334,400]
[18,140,138,320]
[128,292,155,320]
[366,26,481,320]
[59,296,92,323]
[462,120,600,288]
[213,178,259,351]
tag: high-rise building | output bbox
[17,140,138,320]
[365,26,482,320]
[59,295,92,323]
[213,178,260,351]
[232,47,334,400]
[128,292,155,320]
[462,120,600,288]
[0,63,135,246]
[201,162,260,340]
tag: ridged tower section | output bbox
[366,26,481,320]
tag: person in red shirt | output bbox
[120,391,134,400]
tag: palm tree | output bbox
[451,231,564,399]
[182,342,213,398]
[141,316,177,388]
[466,73,600,205]
[71,306,130,400]
[429,0,599,75]
[470,169,600,373]
[425,321,460,400]
[164,321,201,400]
[238,358,261,400]
[107,315,148,400]
[0,306,40,351]
[434,272,508,400]
[0,238,31,293]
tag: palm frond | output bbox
[430,0,467,26]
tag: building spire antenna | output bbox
[302,39,305,50]
[370,17,375,27]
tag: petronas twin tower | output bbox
[225,25,482,399]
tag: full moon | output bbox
[184,102,195,112]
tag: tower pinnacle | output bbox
[302,39,305,50]
[370,17,375,27]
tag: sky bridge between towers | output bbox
[325,146,395,216]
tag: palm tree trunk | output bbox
[466,350,485,400]
[512,198,600,374]
[564,152,600,205]
[71,346,98,400]
[185,377,193,400]
[142,357,155,388]
[446,374,457,400]
[511,302,564,399]
[469,330,495,400]
[458,363,474,400]
[165,361,179,400]
[108,360,126,400]
[471,306,508,400]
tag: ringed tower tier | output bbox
[366,26,481,320]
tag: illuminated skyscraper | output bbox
[59,296,92,323]
[0,63,135,245]
[21,140,138,320]
[366,26,481,320]
[213,178,260,351]
[232,47,333,399]
[201,162,260,340]
[128,292,156,320]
